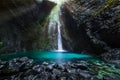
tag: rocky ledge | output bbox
[0,57,120,80]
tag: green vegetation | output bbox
[88,61,120,79]
[30,14,51,50]
[93,0,119,16]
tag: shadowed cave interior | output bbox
[0,0,120,80]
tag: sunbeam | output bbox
[49,0,66,5]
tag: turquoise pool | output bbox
[0,50,96,62]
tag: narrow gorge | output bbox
[0,0,120,80]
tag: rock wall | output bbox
[61,0,120,54]
[0,0,56,54]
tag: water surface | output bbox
[0,50,96,62]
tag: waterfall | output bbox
[48,0,65,51]
[57,11,63,51]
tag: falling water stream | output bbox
[57,16,63,51]
[48,0,66,51]
[0,0,95,62]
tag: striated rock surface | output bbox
[61,0,120,54]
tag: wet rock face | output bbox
[61,5,95,54]
[0,1,56,54]
[61,0,120,54]
[0,57,120,80]
[0,0,35,11]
